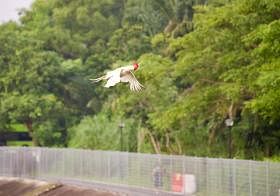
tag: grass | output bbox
[7,141,33,147]
[10,123,28,132]
[6,123,31,146]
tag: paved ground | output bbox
[0,177,187,196]
[44,178,185,196]
[0,177,121,196]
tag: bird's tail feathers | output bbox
[89,75,106,83]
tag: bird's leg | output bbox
[89,75,106,83]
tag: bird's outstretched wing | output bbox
[121,71,144,91]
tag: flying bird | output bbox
[90,62,144,91]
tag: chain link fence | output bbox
[0,147,279,196]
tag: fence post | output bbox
[194,157,198,188]
[206,158,208,195]
[79,150,83,178]
[249,160,252,196]
[182,156,185,194]
[266,161,269,196]
[23,148,26,177]
[233,159,236,196]
[183,156,185,175]
[62,149,65,178]
[218,159,222,194]
[107,152,111,179]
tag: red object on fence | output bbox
[172,173,184,192]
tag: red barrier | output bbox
[172,173,183,192]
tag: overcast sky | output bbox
[0,0,34,23]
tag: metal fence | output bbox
[0,147,279,196]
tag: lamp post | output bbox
[119,122,125,151]
[225,118,234,159]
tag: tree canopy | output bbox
[0,0,279,160]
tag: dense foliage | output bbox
[0,0,279,160]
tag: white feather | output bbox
[121,71,144,91]
[104,69,121,88]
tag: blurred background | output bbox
[0,0,279,161]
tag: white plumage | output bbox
[90,63,144,92]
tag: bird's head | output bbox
[133,62,139,71]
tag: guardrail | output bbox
[0,147,279,196]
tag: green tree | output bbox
[68,112,137,151]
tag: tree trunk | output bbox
[165,133,183,154]
[147,130,161,154]
[0,133,7,146]
[175,136,182,154]
[137,128,146,152]
[164,19,177,34]
[25,118,38,146]
[165,133,170,152]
